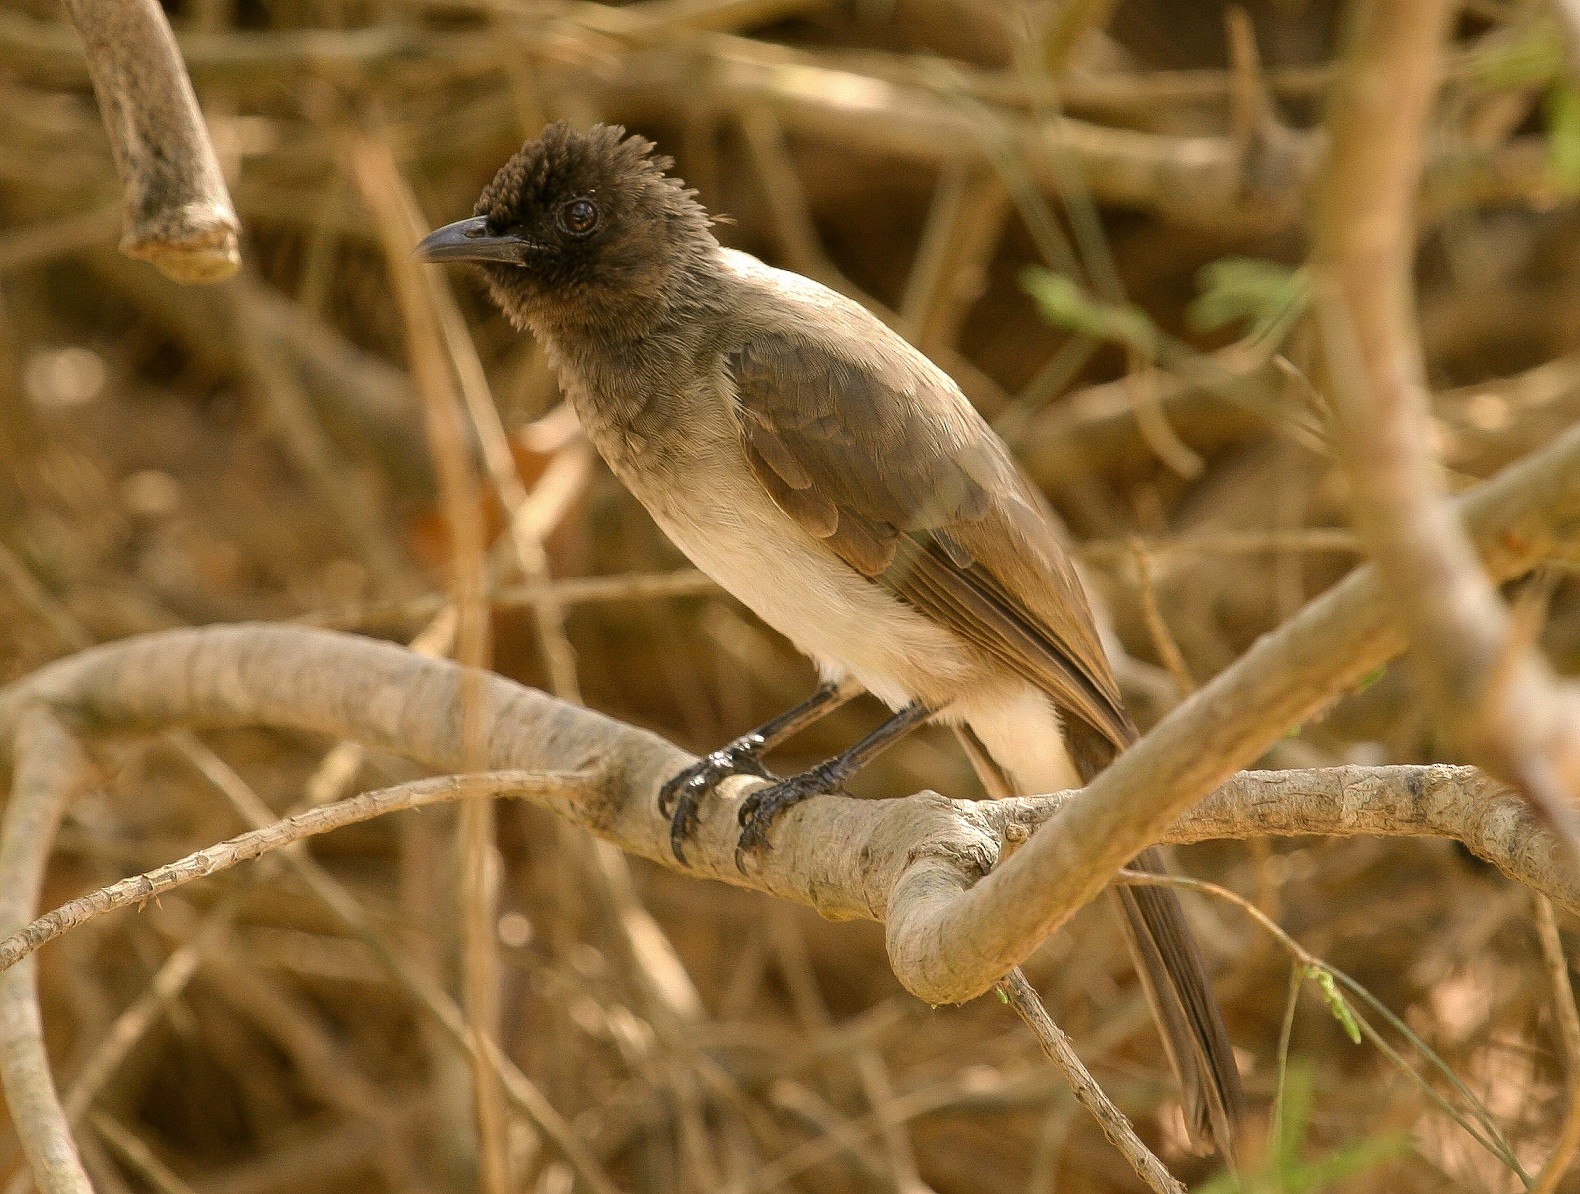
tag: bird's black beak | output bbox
[414,216,539,265]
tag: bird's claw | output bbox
[734,763,844,868]
[659,739,773,865]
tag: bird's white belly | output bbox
[637,465,976,710]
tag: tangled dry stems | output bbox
[3,0,1580,1189]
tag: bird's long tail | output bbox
[957,718,1243,1158]
[1111,845,1242,1156]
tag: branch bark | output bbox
[60,0,240,282]
[880,417,1580,1004]
[1312,0,1580,838]
[0,771,594,972]
[0,708,94,1194]
[0,633,1571,1187]
[0,350,1576,1018]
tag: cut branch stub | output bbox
[62,0,240,282]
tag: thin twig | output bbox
[1128,539,1195,698]
[1533,895,1580,1194]
[0,771,593,975]
[998,968,1185,1194]
[1269,962,1301,1151]
[88,1114,198,1194]
[1118,869,1529,1180]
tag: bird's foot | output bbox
[659,737,774,865]
[735,761,846,866]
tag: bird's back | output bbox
[719,249,1128,746]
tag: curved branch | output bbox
[1312,0,1580,836]
[0,658,1571,975]
[60,0,240,282]
[0,707,94,1194]
[0,423,1575,1014]
[993,764,1577,912]
[881,418,1580,1004]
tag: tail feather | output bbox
[1066,716,1243,1159]
[967,708,1244,1158]
[1114,847,1243,1157]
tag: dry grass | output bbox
[1,0,1578,1190]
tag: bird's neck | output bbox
[532,267,738,469]
[523,244,729,348]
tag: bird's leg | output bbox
[736,701,933,864]
[661,679,860,863]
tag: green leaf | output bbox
[1353,665,1385,693]
[1471,26,1564,90]
[1306,964,1362,1045]
[1189,257,1309,344]
[1195,1061,1407,1193]
[1273,1064,1315,1175]
[1548,83,1580,195]
[1021,267,1158,352]
[1294,1133,1410,1190]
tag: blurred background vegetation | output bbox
[0,0,1578,1190]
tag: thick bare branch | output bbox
[879,418,1580,1004]
[1312,0,1580,834]
[60,0,240,281]
[4,697,1571,981]
[0,703,1570,982]
[0,395,1576,1017]
[0,416,1573,1004]
[999,764,1578,913]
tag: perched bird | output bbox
[418,122,1242,1153]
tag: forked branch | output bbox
[0,417,1576,1007]
[0,422,1574,1194]
[1312,0,1580,841]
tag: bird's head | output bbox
[416,122,716,335]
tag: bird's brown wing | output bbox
[726,332,1131,748]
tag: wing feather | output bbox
[727,332,1131,748]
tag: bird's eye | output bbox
[559,198,599,237]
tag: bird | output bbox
[417,121,1243,1154]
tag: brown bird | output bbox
[418,122,1242,1153]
